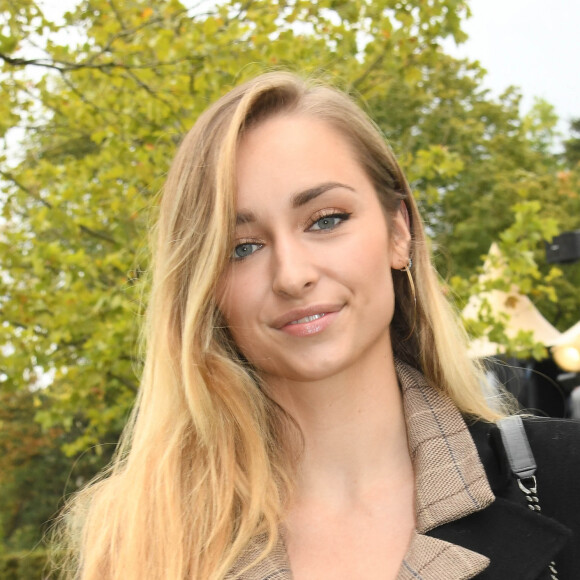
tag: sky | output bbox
[34,0,580,138]
[444,0,580,137]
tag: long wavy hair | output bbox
[56,72,502,579]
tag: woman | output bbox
[60,72,580,579]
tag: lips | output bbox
[272,304,343,329]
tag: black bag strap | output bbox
[497,415,559,579]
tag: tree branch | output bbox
[78,224,117,245]
[107,0,128,32]
[351,41,392,91]
[0,170,53,209]
[107,371,138,393]
[59,71,105,116]
[0,51,194,73]
[0,317,50,338]
[0,4,201,75]
[120,68,186,131]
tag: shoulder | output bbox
[520,416,580,454]
[468,415,580,469]
[518,417,580,507]
[474,416,580,512]
[468,416,580,578]
[468,416,580,511]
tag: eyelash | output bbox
[230,239,263,262]
[230,210,352,262]
[306,209,352,231]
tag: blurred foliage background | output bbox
[0,0,579,573]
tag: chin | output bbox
[257,353,351,384]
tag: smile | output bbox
[289,313,326,325]
[274,307,342,338]
[272,303,343,330]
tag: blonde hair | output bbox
[56,72,501,579]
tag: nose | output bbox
[271,238,319,298]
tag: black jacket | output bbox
[427,418,580,579]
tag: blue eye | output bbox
[232,242,261,260]
[309,213,351,231]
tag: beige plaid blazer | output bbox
[226,360,496,579]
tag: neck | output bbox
[265,353,413,505]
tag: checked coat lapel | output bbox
[227,361,571,579]
[395,361,493,579]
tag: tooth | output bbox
[290,313,325,325]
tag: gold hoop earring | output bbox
[401,258,416,340]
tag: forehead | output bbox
[238,112,350,156]
[235,114,365,206]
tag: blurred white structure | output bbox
[463,244,562,358]
[551,322,580,372]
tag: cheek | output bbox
[215,270,244,331]
[216,269,261,344]
[348,228,395,309]
[217,292,250,358]
[351,227,392,275]
[215,273,232,319]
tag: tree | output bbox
[563,118,580,167]
[1,0,579,551]
[0,383,117,551]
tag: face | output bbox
[217,114,410,385]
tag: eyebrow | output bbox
[235,181,355,225]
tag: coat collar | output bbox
[396,360,495,534]
[228,362,570,579]
[225,534,291,580]
[394,360,493,579]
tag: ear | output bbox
[390,201,411,270]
